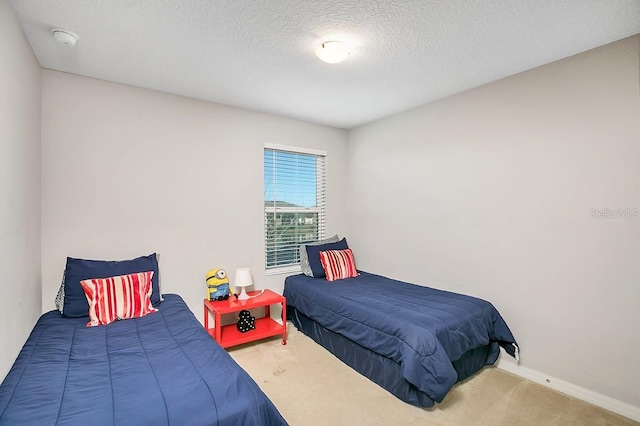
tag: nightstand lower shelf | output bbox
[208,317,284,348]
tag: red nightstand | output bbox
[203,289,287,348]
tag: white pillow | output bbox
[299,234,339,276]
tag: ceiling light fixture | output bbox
[315,41,350,64]
[50,28,79,46]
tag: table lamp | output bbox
[234,267,254,301]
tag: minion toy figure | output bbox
[206,268,231,301]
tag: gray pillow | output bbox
[300,234,339,276]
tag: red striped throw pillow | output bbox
[80,271,157,327]
[319,248,359,282]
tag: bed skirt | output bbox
[288,306,498,408]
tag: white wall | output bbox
[0,1,42,379]
[347,36,640,409]
[41,70,347,319]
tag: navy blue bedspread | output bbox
[284,272,518,403]
[0,294,287,426]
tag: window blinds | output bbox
[264,146,326,269]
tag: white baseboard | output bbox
[496,358,640,422]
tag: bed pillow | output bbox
[80,271,157,327]
[299,234,339,276]
[54,278,65,314]
[306,238,349,278]
[319,248,359,281]
[62,253,161,318]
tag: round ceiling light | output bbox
[51,28,79,46]
[315,41,350,64]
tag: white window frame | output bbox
[264,143,327,274]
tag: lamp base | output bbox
[237,287,250,300]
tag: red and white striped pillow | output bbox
[80,271,157,327]
[319,248,359,282]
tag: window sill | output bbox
[265,265,302,276]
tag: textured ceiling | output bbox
[9,0,640,129]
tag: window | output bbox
[264,144,326,270]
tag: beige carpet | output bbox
[229,326,637,426]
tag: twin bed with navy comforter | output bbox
[0,295,285,425]
[0,254,287,425]
[285,272,519,408]
[285,237,519,408]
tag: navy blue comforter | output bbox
[284,272,518,403]
[0,294,286,426]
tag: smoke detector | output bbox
[50,28,79,46]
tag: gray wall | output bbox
[41,70,348,319]
[346,35,640,408]
[0,1,42,379]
